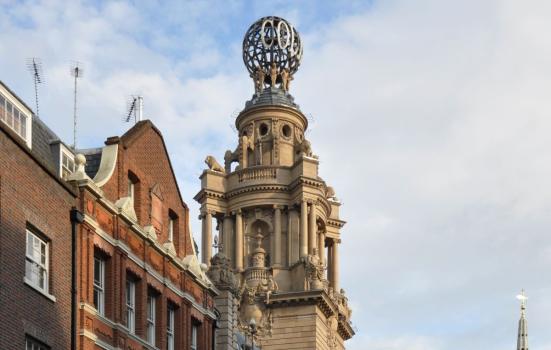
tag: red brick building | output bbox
[0,80,218,350]
[0,80,78,349]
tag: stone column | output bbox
[308,202,317,255]
[235,210,243,271]
[332,239,340,291]
[222,214,233,260]
[273,205,282,267]
[299,200,308,258]
[318,231,325,266]
[327,242,333,286]
[201,211,212,265]
[287,207,293,266]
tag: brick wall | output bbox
[0,126,77,349]
[76,121,216,350]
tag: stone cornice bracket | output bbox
[143,225,158,241]
[114,196,138,222]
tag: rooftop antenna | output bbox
[26,58,43,118]
[124,95,143,124]
[71,62,83,149]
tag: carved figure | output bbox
[281,68,292,92]
[224,149,239,173]
[255,68,266,93]
[296,139,313,157]
[325,186,336,199]
[270,62,278,87]
[204,155,225,173]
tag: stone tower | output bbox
[195,16,354,349]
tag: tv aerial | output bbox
[124,95,143,124]
[71,62,83,149]
[26,57,44,118]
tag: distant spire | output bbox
[516,289,528,350]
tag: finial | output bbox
[516,289,528,316]
[243,16,303,92]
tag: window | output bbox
[61,150,75,180]
[147,293,156,345]
[168,217,174,242]
[25,336,50,350]
[93,256,105,315]
[25,230,49,293]
[0,90,29,141]
[128,179,135,204]
[167,306,175,350]
[126,278,136,333]
[191,324,198,350]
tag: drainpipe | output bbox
[70,207,84,350]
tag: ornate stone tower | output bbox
[195,16,354,349]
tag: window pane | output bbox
[20,113,27,139]
[0,94,5,121]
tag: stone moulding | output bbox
[92,144,118,187]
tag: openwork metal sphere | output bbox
[243,16,303,82]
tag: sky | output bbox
[1,0,551,349]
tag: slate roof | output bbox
[31,115,62,172]
[243,87,300,111]
[80,147,102,179]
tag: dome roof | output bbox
[243,87,300,111]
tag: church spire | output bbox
[516,290,528,350]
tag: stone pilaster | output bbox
[235,210,244,271]
[308,202,317,255]
[201,210,213,265]
[300,200,308,258]
[273,205,282,267]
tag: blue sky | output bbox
[2,1,551,349]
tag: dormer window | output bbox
[61,149,75,180]
[0,84,32,148]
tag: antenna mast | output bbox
[124,96,143,124]
[71,63,83,149]
[26,58,43,118]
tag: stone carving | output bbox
[296,139,313,157]
[257,274,279,304]
[205,155,225,173]
[254,68,266,94]
[326,186,337,199]
[224,149,239,173]
[270,62,278,87]
[305,248,326,290]
[281,68,292,92]
[327,315,339,350]
[208,250,239,295]
[237,284,274,343]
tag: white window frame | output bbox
[147,293,156,345]
[128,180,135,205]
[25,335,50,350]
[126,279,136,333]
[60,147,75,180]
[25,230,49,294]
[168,217,174,242]
[167,306,175,350]
[93,256,105,315]
[0,85,32,148]
[191,324,198,350]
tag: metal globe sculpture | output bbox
[243,16,303,93]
